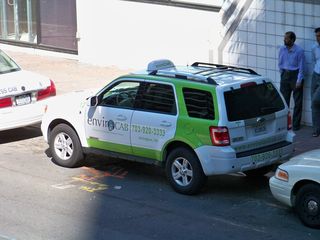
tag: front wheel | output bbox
[295,183,320,228]
[165,147,206,195]
[49,123,84,168]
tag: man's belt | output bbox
[282,69,298,73]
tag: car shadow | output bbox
[74,154,273,196]
[0,123,42,144]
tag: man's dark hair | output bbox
[285,31,296,42]
[315,28,320,33]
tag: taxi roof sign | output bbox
[147,59,175,72]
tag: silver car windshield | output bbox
[0,50,20,74]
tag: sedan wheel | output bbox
[296,183,320,228]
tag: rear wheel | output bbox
[49,123,84,168]
[244,165,275,177]
[295,183,320,228]
[166,147,206,195]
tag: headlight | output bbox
[275,168,289,182]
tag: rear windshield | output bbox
[224,82,285,121]
[0,50,20,74]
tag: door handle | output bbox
[160,121,172,127]
[116,115,127,121]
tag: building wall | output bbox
[76,0,220,69]
[218,0,319,126]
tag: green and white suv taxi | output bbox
[41,59,295,194]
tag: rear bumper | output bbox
[0,100,48,131]
[195,141,294,176]
[269,176,293,207]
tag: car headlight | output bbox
[275,168,289,182]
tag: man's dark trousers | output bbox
[280,70,303,129]
[311,72,320,134]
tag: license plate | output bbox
[254,124,266,135]
[15,94,31,106]
[251,148,282,163]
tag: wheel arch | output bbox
[47,119,79,143]
[291,180,320,206]
[162,140,198,167]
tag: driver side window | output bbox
[99,81,141,109]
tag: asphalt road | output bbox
[0,125,319,240]
[1,51,319,240]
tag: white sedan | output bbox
[0,49,56,131]
[269,149,320,228]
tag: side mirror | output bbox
[88,96,98,107]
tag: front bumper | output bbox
[269,176,293,207]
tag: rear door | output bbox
[222,81,287,152]
[130,82,178,160]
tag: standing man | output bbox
[278,31,305,131]
[311,28,320,137]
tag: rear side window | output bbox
[183,88,215,120]
[137,82,176,115]
[224,82,285,121]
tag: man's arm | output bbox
[296,49,305,88]
[278,47,284,73]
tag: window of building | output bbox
[183,88,215,120]
[39,0,77,51]
[123,0,224,11]
[0,0,77,53]
[137,83,176,115]
[0,0,37,43]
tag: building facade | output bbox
[0,0,77,52]
[218,0,319,125]
[0,0,318,125]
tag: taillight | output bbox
[0,97,12,108]
[37,80,56,101]
[209,126,230,146]
[287,111,292,130]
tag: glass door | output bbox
[0,0,37,43]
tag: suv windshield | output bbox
[0,50,20,74]
[224,82,285,121]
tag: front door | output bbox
[85,80,141,154]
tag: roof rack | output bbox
[149,69,218,85]
[191,62,259,75]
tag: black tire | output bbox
[295,183,320,228]
[244,165,275,177]
[165,147,206,195]
[49,123,84,168]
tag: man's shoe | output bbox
[312,132,319,137]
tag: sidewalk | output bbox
[7,50,320,157]
[7,50,130,95]
[293,126,320,156]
